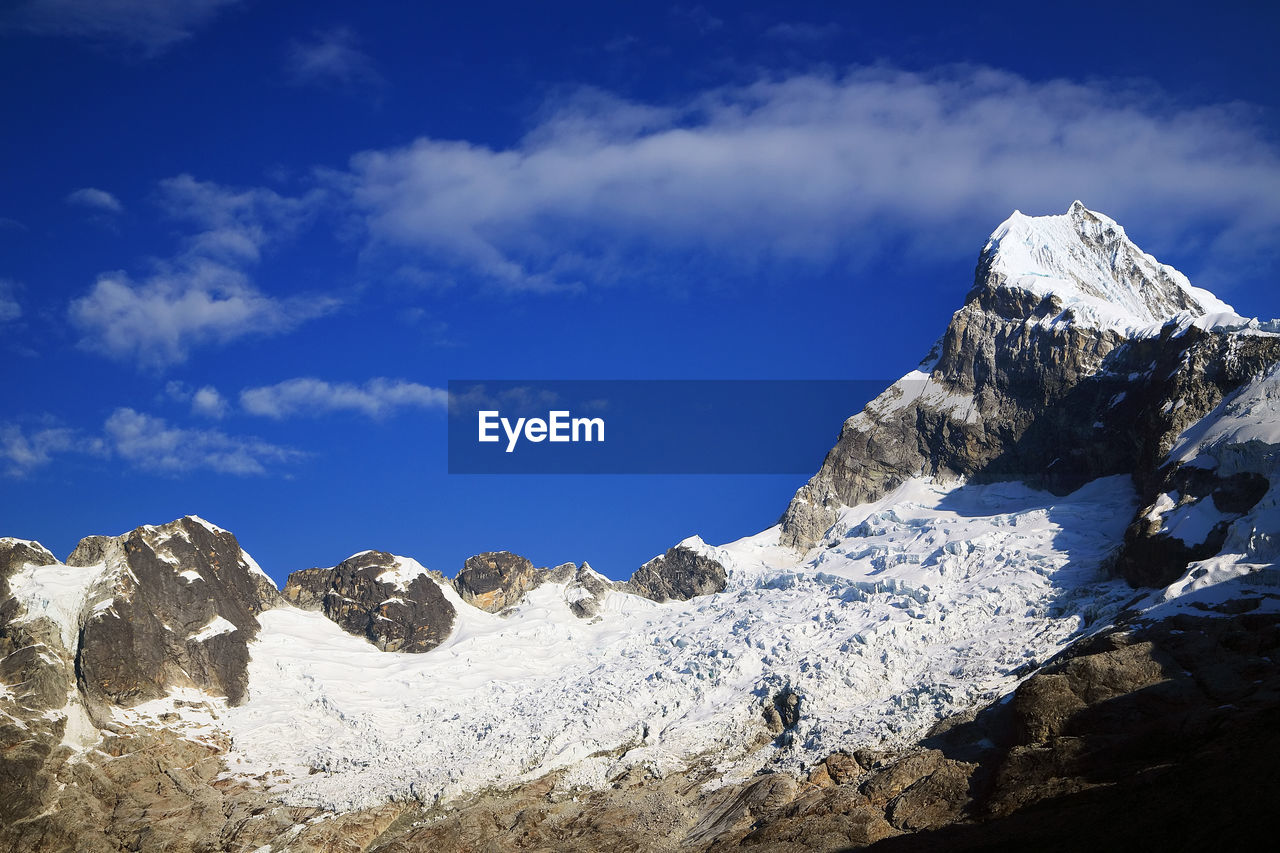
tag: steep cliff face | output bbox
[284,550,457,652]
[64,516,281,709]
[781,202,1280,559]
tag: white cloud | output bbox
[286,27,382,89]
[240,377,448,419]
[2,409,300,476]
[157,173,321,263]
[0,424,103,476]
[4,0,243,52]
[103,408,300,475]
[69,175,336,368]
[345,67,1280,291]
[69,260,336,368]
[191,386,228,419]
[66,187,123,213]
[0,279,20,323]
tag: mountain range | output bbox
[3,202,1277,851]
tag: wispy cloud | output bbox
[167,380,230,418]
[103,408,299,474]
[3,408,301,477]
[69,175,337,369]
[3,0,243,53]
[344,66,1280,293]
[0,279,21,323]
[0,423,104,476]
[286,26,382,90]
[240,377,447,419]
[156,173,321,263]
[69,261,335,369]
[66,187,124,213]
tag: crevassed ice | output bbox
[221,475,1138,812]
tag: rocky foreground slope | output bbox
[2,203,1277,852]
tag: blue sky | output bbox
[2,0,1279,583]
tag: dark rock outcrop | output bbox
[1114,372,1278,587]
[69,516,281,709]
[454,550,546,613]
[547,560,613,618]
[0,538,57,578]
[841,609,1280,851]
[628,540,728,602]
[284,550,456,652]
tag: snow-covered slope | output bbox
[219,475,1138,811]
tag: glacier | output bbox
[211,475,1139,811]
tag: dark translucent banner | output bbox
[447,380,888,474]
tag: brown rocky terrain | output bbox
[627,541,729,602]
[284,550,456,652]
[453,550,548,613]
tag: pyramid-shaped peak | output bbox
[981,202,1236,330]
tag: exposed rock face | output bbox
[0,538,56,578]
[683,773,798,847]
[0,538,55,627]
[781,203,1280,553]
[284,550,456,652]
[69,516,281,709]
[852,610,1280,850]
[0,718,409,853]
[1116,363,1279,587]
[628,537,728,602]
[0,538,78,832]
[454,550,546,612]
[547,560,613,618]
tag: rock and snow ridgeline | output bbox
[2,203,1279,850]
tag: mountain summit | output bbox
[984,201,1235,329]
[782,202,1278,550]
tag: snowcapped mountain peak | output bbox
[981,202,1239,332]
